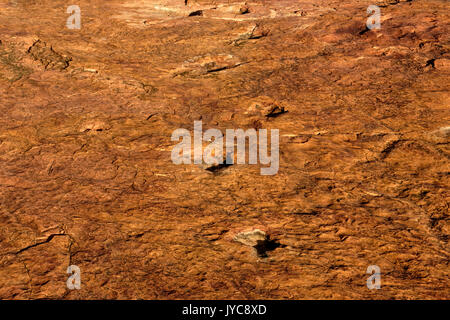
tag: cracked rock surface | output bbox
[0,0,449,299]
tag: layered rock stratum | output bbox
[0,0,449,299]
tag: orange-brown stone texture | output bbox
[0,0,449,299]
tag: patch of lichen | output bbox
[0,44,32,83]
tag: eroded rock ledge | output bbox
[0,0,448,299]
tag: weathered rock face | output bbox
[0,0,448,299]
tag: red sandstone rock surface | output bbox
[0,0,449,299]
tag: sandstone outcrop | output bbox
[0,0,448,299]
